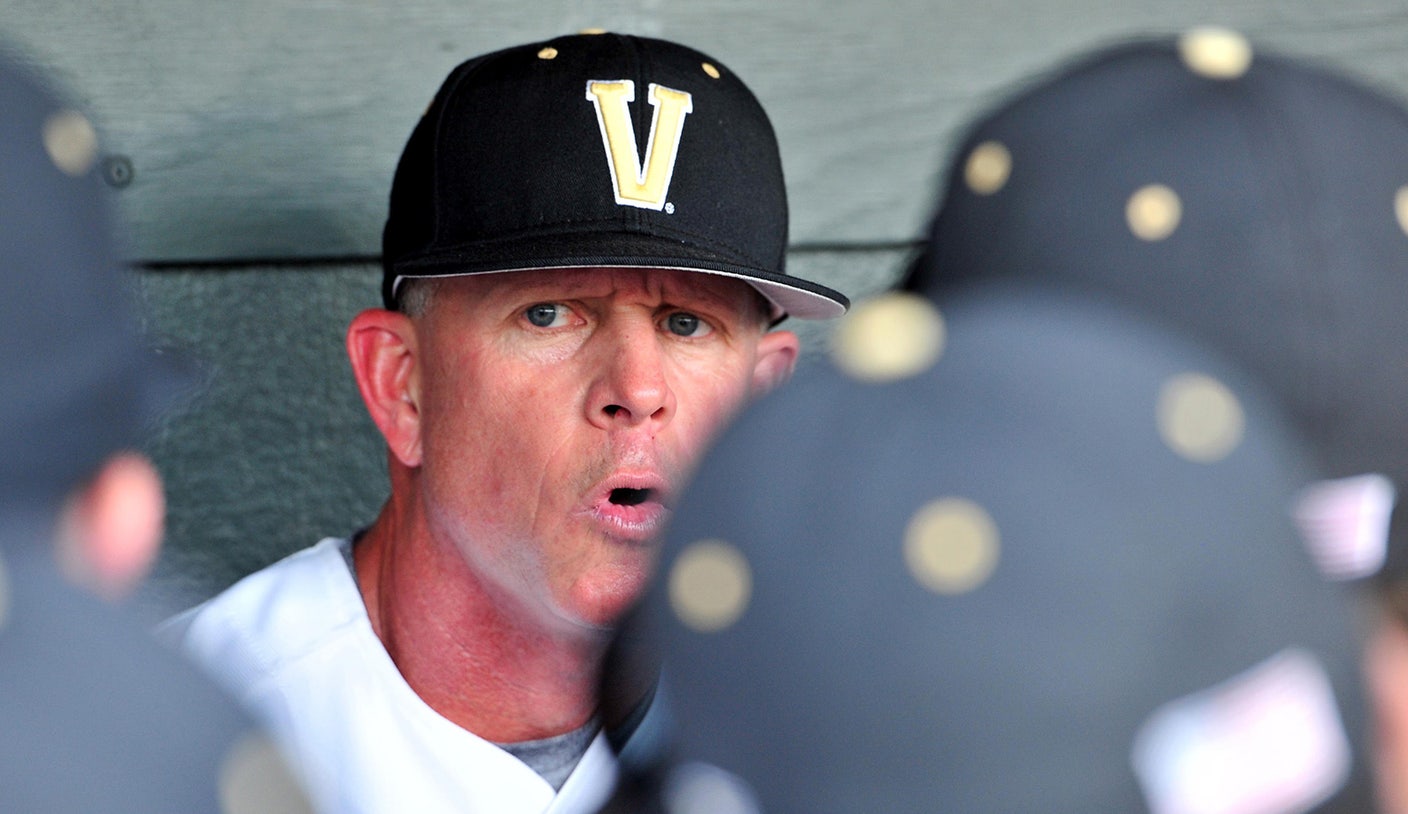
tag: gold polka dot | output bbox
[1394,186,1408,237]
[1157,372,1245,463]
[1127,184,1182,241]
[42,110,98,177]
[669,540,752,633]
[702,62,721,79]
[831,292,945,383]
[964,140,1012,196]
[579,28,607,35]
[1179,26,1254,80]
[219,733,313,814]
[904,498,1000,594]
[537,47,559,60]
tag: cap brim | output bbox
[390,231,849,320]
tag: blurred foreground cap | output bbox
[601,283,1373,813]
[0,47,187,512]
[906,30,1408,577]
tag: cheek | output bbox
[418,358,522,501]
[428,361,584,501]
[698,380,752,435]
[704,350,760,412]
[671,359,757,450]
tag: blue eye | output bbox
[526,304,563,328]
[666,312,712,337]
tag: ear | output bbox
[55,452,164,599]
[749,329,800,397]
[347,308,424,468]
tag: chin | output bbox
[559,563,654,632]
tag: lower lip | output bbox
[591,500,670,541]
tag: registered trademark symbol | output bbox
[664,202,675,214]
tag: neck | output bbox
[355,480,608,743]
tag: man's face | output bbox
[408,267,792,635]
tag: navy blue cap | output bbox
[905,31,1408,576]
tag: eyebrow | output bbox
[484,271,754,313]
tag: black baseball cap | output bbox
[906,30,1408,574]
[0,46,187,513]
[382,32,849,321]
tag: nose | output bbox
[586,316,676,431]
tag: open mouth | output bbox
[609,487,654,507]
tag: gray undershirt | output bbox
[340,536,598,791]
[495,721,600,791]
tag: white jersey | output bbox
[168,538,619,814]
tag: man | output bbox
[0,45,307,812]
[170,31,847,814]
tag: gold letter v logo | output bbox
[586,80,693,211]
